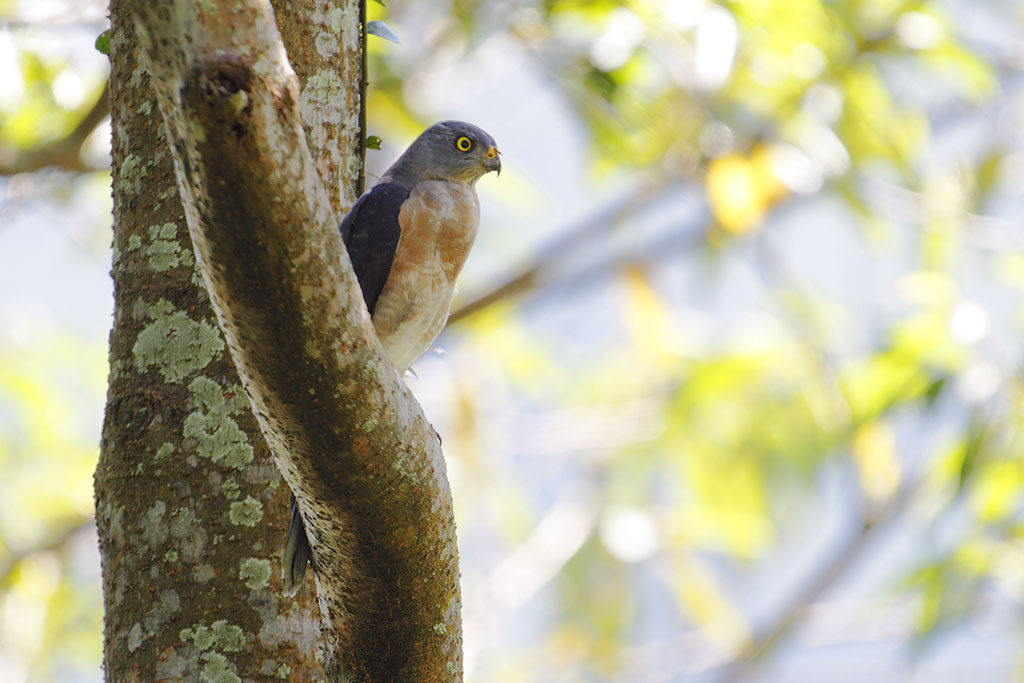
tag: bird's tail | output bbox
[282,494,311,596]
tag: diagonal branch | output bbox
[0,80,110,175]
[127,1,461,680]
[715,483,918,682]
[448,179,675,323]
[0,517,94,584]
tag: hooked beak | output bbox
[485,145,501,176]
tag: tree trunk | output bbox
[94,0,325,679]
[95,0,462,681]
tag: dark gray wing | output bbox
[340,182,408,315]
[282,495,311,596]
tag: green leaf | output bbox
[957,414,989,493]
[367,20,400,44]
[95,29,111,55]
[366,135,382,150]
[923,376,947,407]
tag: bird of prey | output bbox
[282,120,501,595]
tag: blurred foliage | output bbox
[364,0,1024,679]
[0,46,104,151]
[0,331,105,680]
[4,0,1024,680]
[0,4,109,681]
[0,0,108,176]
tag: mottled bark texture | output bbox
[95,1,324,680]
[98,0,463,681]
[270,0,366,210]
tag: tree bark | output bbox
[96,0,462,681]
[95,0,325,679]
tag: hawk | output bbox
[282,120,501,594]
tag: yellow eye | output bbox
[456,136,473,152]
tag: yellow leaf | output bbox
[620,268,681,363]
[706,147,787,235]
[851,421,901,502]
[971,460,1024,522]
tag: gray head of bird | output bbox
[386,120,501,187]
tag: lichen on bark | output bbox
[95,0,327,680]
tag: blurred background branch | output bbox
[0,80,109,175]
[0,518,94,585]
[450,178,695,324]
[718,479,921,682]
